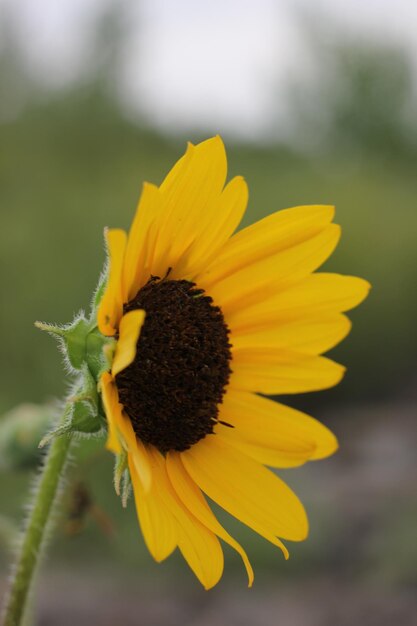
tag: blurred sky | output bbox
[1,0,417,138]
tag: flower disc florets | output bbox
[115,276,232,453]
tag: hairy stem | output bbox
[2,415,73,626]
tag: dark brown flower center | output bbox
[115,276,232,453]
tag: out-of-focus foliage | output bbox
[286,21,417,158]
[319,44,417,156]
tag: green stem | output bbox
[2,415,73,626]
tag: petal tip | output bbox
[362,279,372,295]
[196,135,226,157]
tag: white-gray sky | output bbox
[2,0,417,139]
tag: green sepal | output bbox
[70,401,103,434]
[62,316,91,370]
[34,266,114,442]
[121,469,132,508]
[67,365,105,434]
[38,404,73,448]
[35,314,115,381]
[38,426,71,449]
[91,268,107,310]
[85,327,115,380]
[35,315,87,371]
[114,449,128,497]
[35,315,94,372]
[38,401,103,446]
[39,364,106,444]
[70,363,98,411]
[113,450,132,507]
[35,262,114,383]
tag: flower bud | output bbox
[0,403,55,470]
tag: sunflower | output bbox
[97,136,369,589]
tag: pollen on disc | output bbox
[115,276,232,453]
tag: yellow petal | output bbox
[100,372,152,492]
[205,224,341,314]
[128,454,177,562]
[100,372,122,455]
[216,389,338,466]
[166,451,254,587]
[150,137,228,278]
[182,436,308,545]
[123,182,161,301]
[175,175,248,279]
[159,141,194,195]
[148,447,224,589]
[228,273,371,332]
[197,204,335,289]
[111,310,146,377]
[231,314,351,355]
[231,349,345,394]
[97,228,127,336]
[217,437,307,470]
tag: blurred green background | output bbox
[0,2,416,625]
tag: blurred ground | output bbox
[21,574,417,626]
